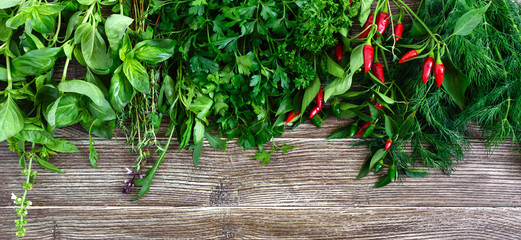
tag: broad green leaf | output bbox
[77,0,97,5]
[34,156,65,174]
[134,39,175,64]
[369,148,387,172]
[31,9,55,33]
[0,0,21,9]
[405,169,429,178]
[193,119,205,144]
[323,72,353,103]
[0,18,12,41]
[15,125,79,153]
[373,174,392,188]
[24,32,45,49]
[191,142,203,167]
[300,75,320,114]
[374,90,395,104]
[442,57,469,110]
[327,127,350,140]
[46,95,80,127]
[7,9,30,29]
[36,4,66,15]
[453,3,490,36]
[349,42,364,74]
[384,115,398,138]
[163,75,176,105]
[66,11,82,40]
[368,104,384,120]
[358,0,374,26]
[0,67,25,82]
[109,66,134,112]
[398,111,416,139]
[58,80,105,106]
[0,97,24,143]
[86,98,116,122]
[188,95,213,121]
[355,158,371,180]
[76,22,112,71]
[123,58,150,93]
[105,14,133,51]
[326,56,344,78]
[12,48,61,76]
[204,129,226,151]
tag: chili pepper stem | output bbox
[395,0,437,40]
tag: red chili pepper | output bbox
[355,129,365,136]
[394,22,403,42]
[422,55,435,84]
[334,42,344,62]
[359,14,374,39]
[349,0,353,6]
[384,139,392,151]
[376,12,390,35]
[374,102,383,109]
[316,88,323,110]
[286,110,301,123]
[309,88,323,119]
[434,58,445,88]
[361,121,371,129]
[371,62,385,84]
[399,50,419,64]
[363,43,373,73]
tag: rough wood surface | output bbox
[3,0,521,238]
[1,121,521,239]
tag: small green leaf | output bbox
[58,80,106,106]
[442,57,469,110]
[0,0,21,9]
[369,148,387,172]
[358,0,374,26]
[326,56,344,79]
[109,66,134,112]
[191,142,203,167]
[327,127,350,140]
[398,111,416,139]
[105,14,133,51]
[373,90,395,104]
[123,58,150,93]
[0,97,24,143]
[404,169,429,178]
[300,76,320,114]
[384,115,398,138]
[349,44,364,74]
[452,3,490,36]
[355,158,371,180]
[34,156,65,174]
[204,130,226,151]
[372,174,392,188]
[12,48,61,76]
[134,39,175,64]
[193,119,205,144]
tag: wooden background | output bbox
[2,1,521,239]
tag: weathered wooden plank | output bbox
[1,207,520,239]
[1,137,520,208]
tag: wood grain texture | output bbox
[1,121,521,209]
[1,207,520,239]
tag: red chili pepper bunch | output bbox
[355,101,383,137]
[399,48,445,88]
[358,1,405,86]
[285,88,324,124]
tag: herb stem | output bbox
[395,0,437,40]
[6,53,12,91]
[62,58,70,82]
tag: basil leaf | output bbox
[76,22,112,72]
[35,4,66,15]
[384,115,399,138]
[123,58,150,93]
[0,96,24,143]
[326,55,344,78]
[57,80,106,106]
[0,0,21,9]
[369,148,387,172]
[105,14,133,51]
[46,95,81,127]
[358,0,373,26]
[442,57,470,110]
[15,125,79,153]
[31,9,56,33]
[11,47,61,76]
[86,98,116,122]
[77,0,97,5]
[323,72,353,103]
[109,66,134,112]
[134,39,175,64]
